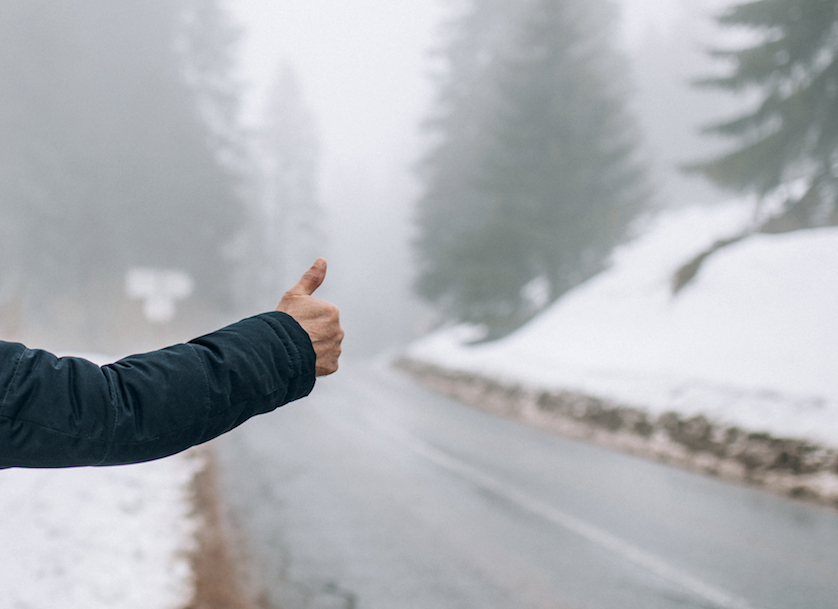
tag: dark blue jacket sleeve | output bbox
[0,311,316,468]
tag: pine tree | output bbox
[414,0,648,333]
[414,0,522,322]
[692,0,838,229]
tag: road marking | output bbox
[367,413,760,609]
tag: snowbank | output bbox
[0,353,202,609]
[0,455,200,609]
[406,203,838,448]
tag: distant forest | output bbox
[0,0,243,348]
[413,0,838,336]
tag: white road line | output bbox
[367,413,760,609]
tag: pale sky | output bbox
[229,0,444,180]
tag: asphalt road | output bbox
[215,360,838,609]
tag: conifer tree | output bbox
[693,0,838,228]
[414,0,648,333]
[414,0,521,322]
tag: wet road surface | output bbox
[215,360,838,609]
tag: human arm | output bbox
[0,311,316,468]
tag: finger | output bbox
[287,258,327,296]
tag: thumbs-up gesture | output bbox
[276,258,343,376]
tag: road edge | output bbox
[185,446,261,609]
[396,359,838,509]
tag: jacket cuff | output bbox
[254,311,317,403]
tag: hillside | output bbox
[406,202,838,448]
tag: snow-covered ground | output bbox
[406,201,838,448]
[0,354,201,609]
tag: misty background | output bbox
[0,0,756,355]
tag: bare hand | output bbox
[276,258,343,376]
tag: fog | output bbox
[229,0,741,354]
[0,0,748,355]
[3,4,837,604]
[228,0,446,355]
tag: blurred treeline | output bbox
[0,1,319,352]
[414,0,838,337]
[0,0,241,350]
[3,0,836,352]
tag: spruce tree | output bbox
[414,0,522,323]
[414,0,648,333]
[692,0,838,228]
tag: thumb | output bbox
[287,258,327,296]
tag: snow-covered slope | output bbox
[406,203,838,447]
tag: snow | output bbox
[0,354,201,609]
[406,202,838,447]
